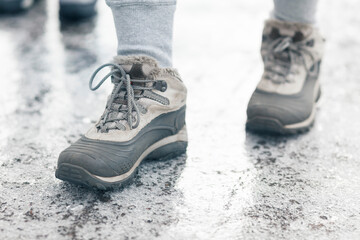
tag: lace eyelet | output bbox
[154,80,167,92]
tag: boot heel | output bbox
[146,141,188,161]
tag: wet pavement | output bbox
[1,0,360,239]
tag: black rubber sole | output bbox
[246,87,321,135]
[55,162,138,191]
[55,141,187,191]
[246,116,315,135]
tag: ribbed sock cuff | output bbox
[106,0,176,7]
[107,1,176,67]
[272,0,318,24]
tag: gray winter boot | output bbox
[56,56,187,190]
[246,19,325,134]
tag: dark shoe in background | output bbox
[59,0,97,20]
[0,0,34,13]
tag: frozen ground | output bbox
[1,0,360,239]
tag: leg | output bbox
[106,0,176,67]
[273,0,319,24]
[246,0,324,134]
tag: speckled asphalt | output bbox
[1,0,360,239]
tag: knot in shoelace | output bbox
[89,63,168,133]
[265,36,317,84]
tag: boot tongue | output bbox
[118,63,156,96]
[112,56,160,97]
[113,55,159,79]
[120,63,155,79]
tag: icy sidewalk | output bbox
[0,0,360,239]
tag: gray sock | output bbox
[272,0,318,24]
[105,0,176,67]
